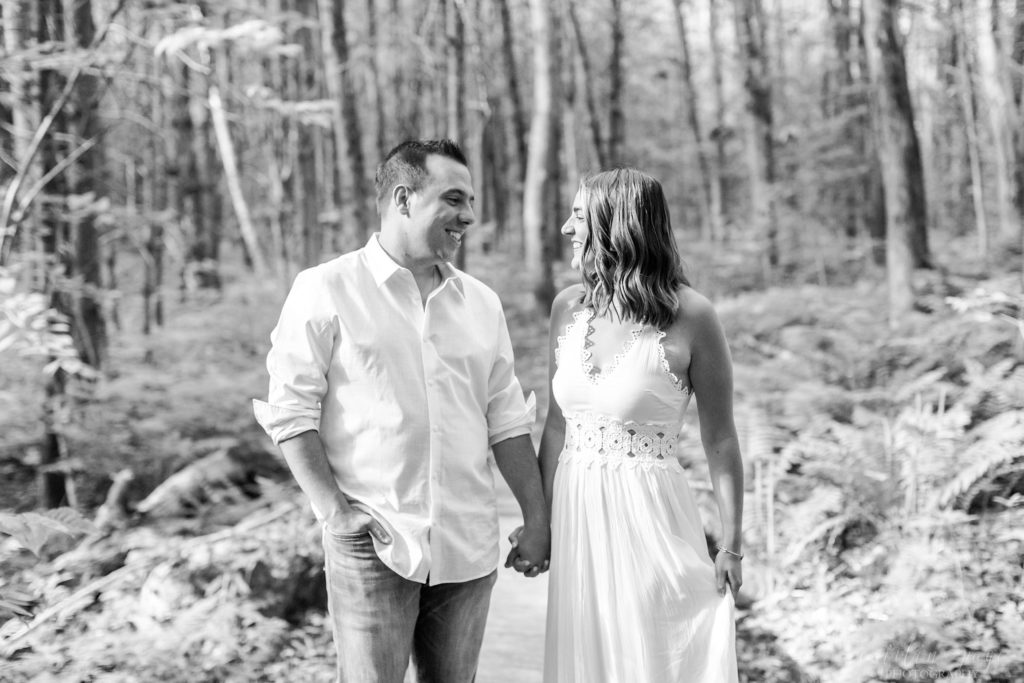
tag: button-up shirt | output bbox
[253,235,535,584]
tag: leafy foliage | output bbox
[0,508,95,557]
[0,268,97,380]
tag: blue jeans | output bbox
[323,527,497,683]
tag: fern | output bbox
[889,394,971,515]
[0,268,96,380]
[783,510,871,565]
[932,444,1024,511]
[0,588,34,619]
[947,287,1024,340]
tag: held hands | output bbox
[325,508,393,545]
[715,551,742,599]
[505,524,551,578]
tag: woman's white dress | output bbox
[544,309,738,683]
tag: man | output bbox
[253,139,549,683]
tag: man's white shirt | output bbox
[254,235,535,584]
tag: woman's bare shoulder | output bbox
[554,283,585,305]
[673,285,719,331]
[677,285,715,315]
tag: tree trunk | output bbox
[366,0,387,157]
[485,93,510,246]
[2,0,34,168]
[672,0,718,242]
[296,0,323,266]
[190,49,222,289]
[567,0,607,169]
[562,14,580,196]
[319,0,372,240]
[209,87,267,275]
[1013,0,1024,219]
[164,56,196,299]
[826,0,858,240]
[862,0,917,322]
[446,0,466,145]
[854,1,887,266]
[392,0,420,140]
[607,0,626,164]
[496,0,528,181]
[524,0,556,312]
[873,0,930,269]
[734,0,779,272]
[708,0,729,240]
[864,150,887,266]
[953,0,990,259]
[36,0,69,508]
[2,0,37,260]
[66,0,108,370]
[144,20,166,334]
[297,118,321,267]
[431,1,447,136]
[547,0,565,267]
[976,0,1020,243]
[446,0,468,269]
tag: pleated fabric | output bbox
[543,309,738,683]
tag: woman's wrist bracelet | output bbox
[716,545,744,560]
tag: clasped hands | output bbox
[504,523,551,578]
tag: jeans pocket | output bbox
[323,526,378,568]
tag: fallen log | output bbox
[135,440,289,518]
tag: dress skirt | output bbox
[543,445,738,683]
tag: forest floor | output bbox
[1,235,1023,681]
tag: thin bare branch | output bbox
[0,0,130,266]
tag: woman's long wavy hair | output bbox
[577,168,689,330]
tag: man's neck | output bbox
[375,233,443,304]
[413,266,441,306]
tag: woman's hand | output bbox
[715,551,742,599]
[505,525,551,577]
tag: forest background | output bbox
[1,0,1023,681]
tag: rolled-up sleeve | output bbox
[486,305,536,445]
[253,269,335,445]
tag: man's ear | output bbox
[393,185,411,216]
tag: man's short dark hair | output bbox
[374,139,469,215]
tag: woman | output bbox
[539,168,743,682]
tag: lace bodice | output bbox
[560,412,685,472]
[552,309,692,466]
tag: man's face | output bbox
[402,155,475,264]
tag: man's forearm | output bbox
[492,433,548,527]
[278,430,351,521]
[537,419,565,514]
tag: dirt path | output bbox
[476,481,549,682]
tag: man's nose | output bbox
[460,205,475,226]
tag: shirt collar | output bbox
[364,233,402,286]
[364,234,465,298]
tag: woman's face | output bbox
[560,188,590,271]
